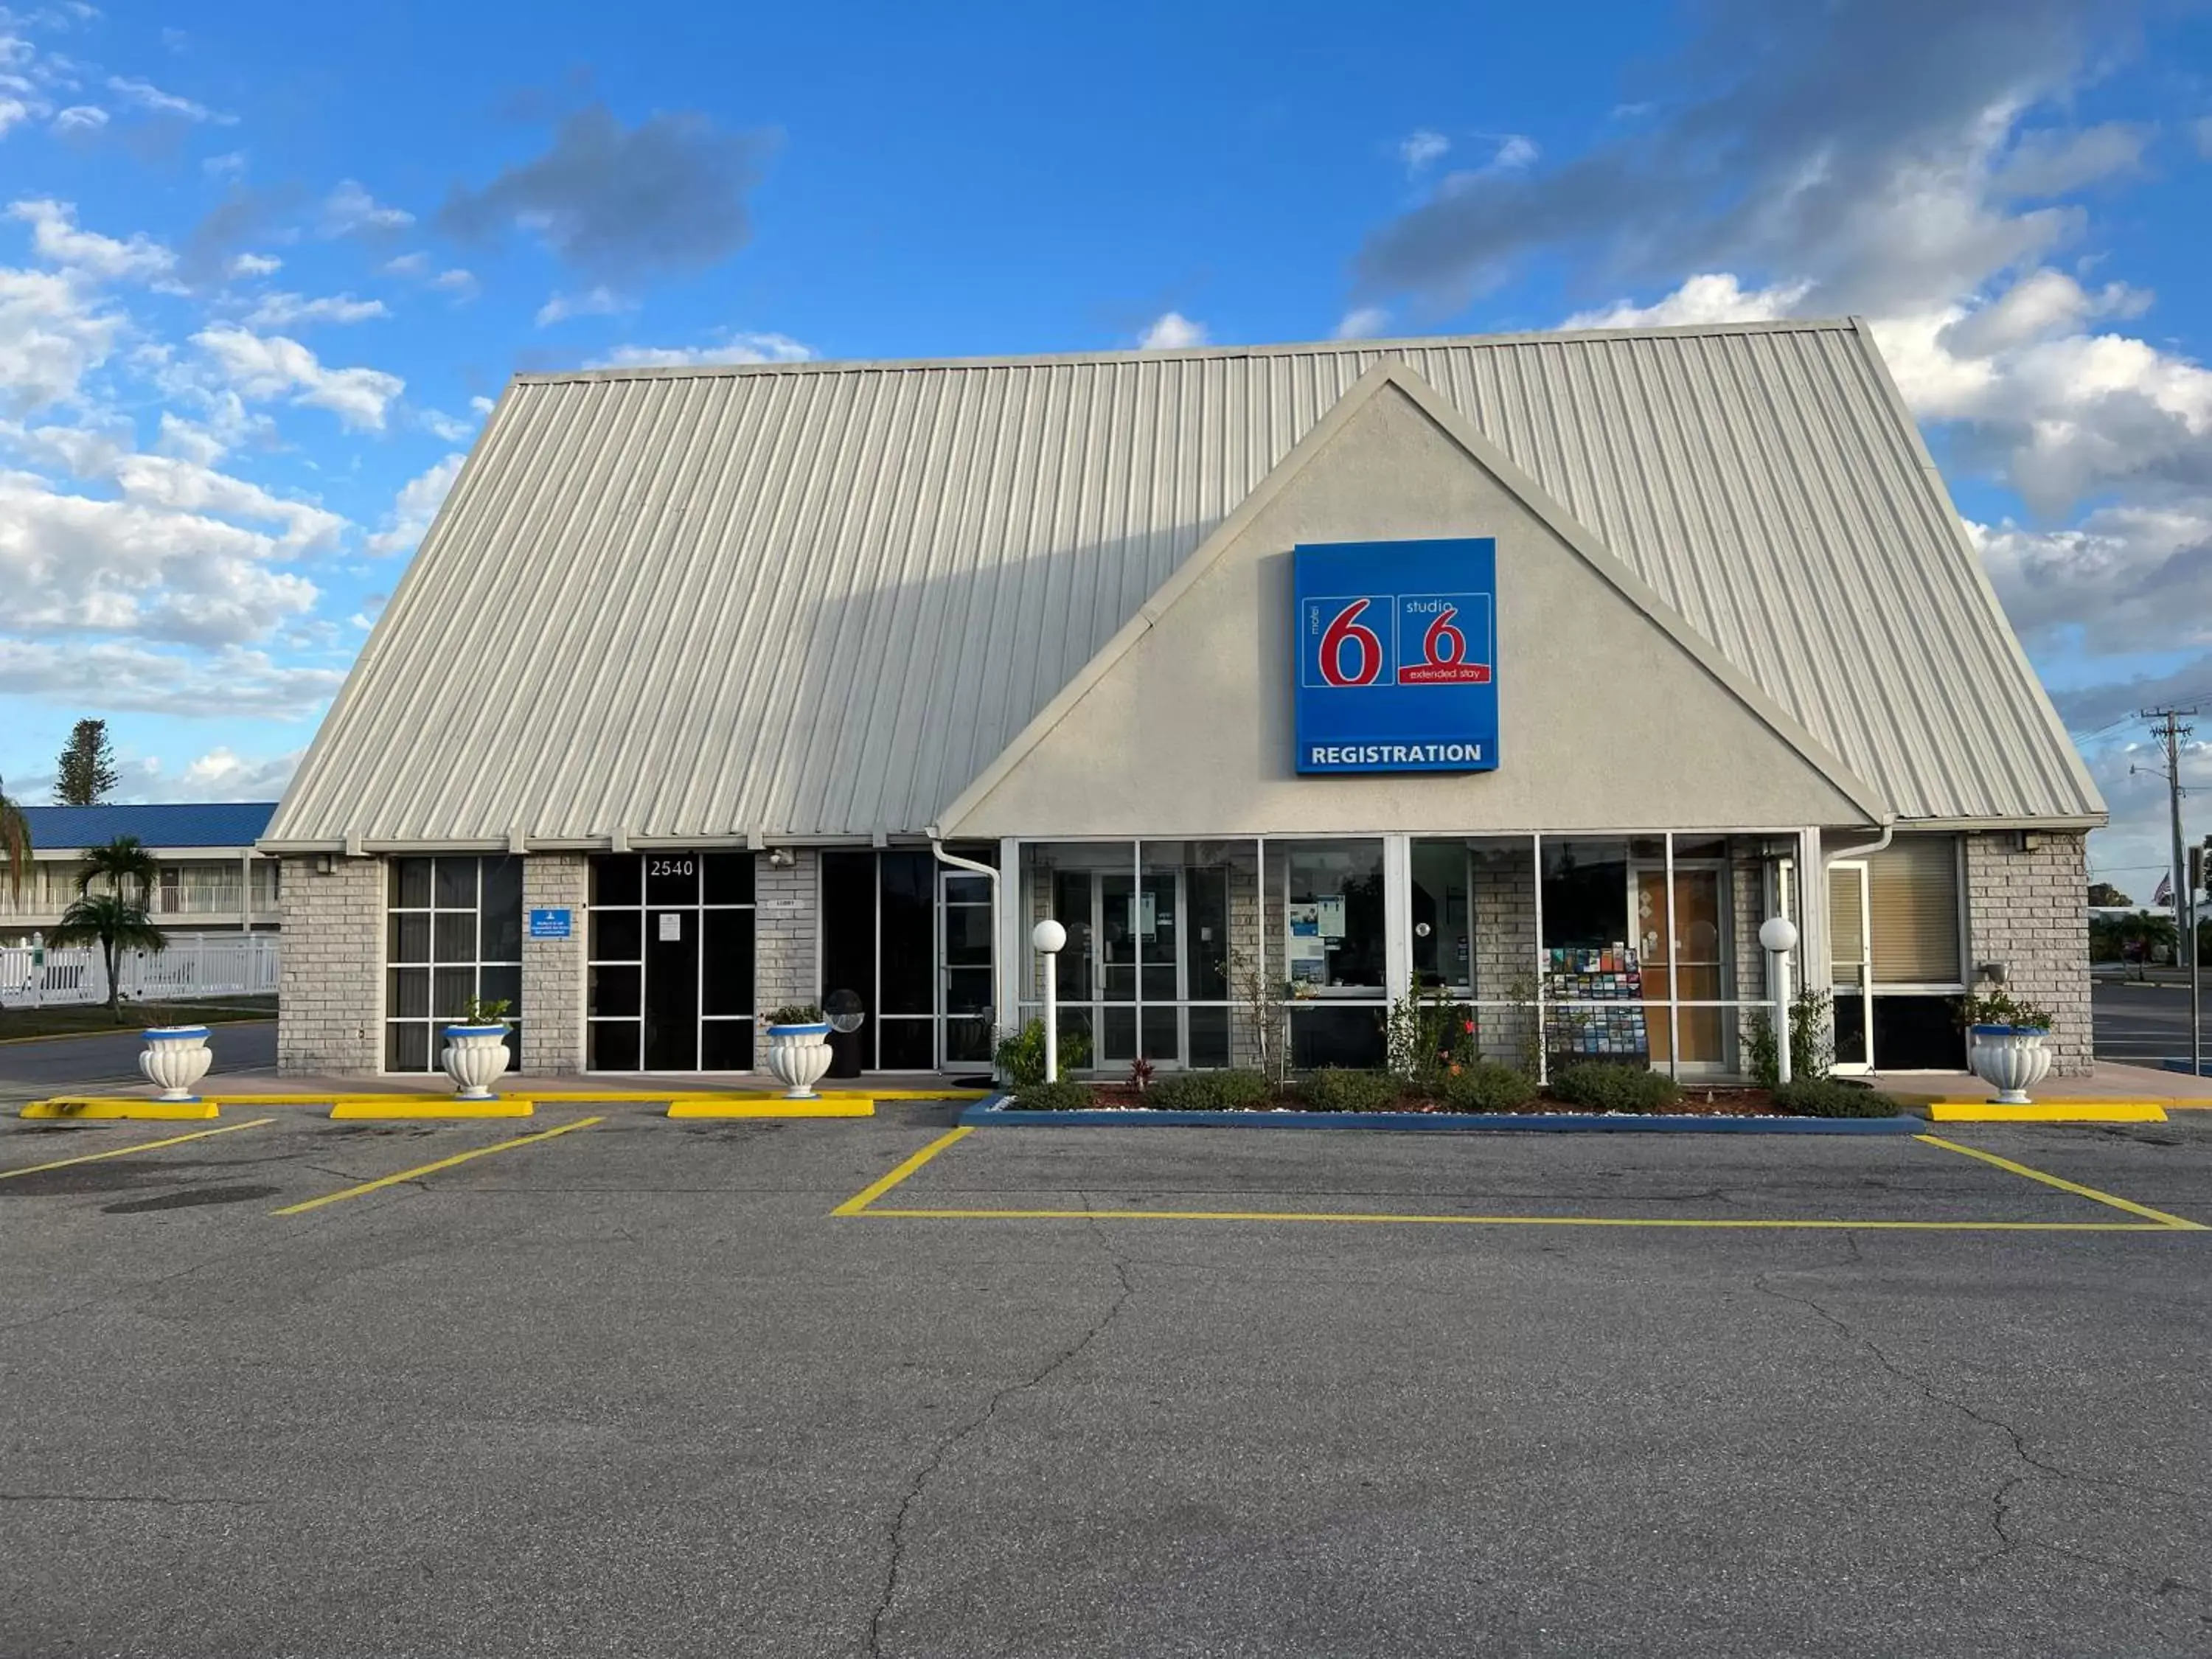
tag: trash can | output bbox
[824,987,867,1079]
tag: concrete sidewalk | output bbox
[1884,1060,2212,1108]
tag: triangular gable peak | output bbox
[937,361,1888,838]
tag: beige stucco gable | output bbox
[940,366,1887,839]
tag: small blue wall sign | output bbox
[1293,538,1499,773]
[527,908,572,940]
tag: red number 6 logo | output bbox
[1422,605,1466,667]
[1319,599,1384,686]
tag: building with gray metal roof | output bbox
[265,321,2100,1085]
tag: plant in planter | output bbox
[1958,990,2056,1105]
[763,1002,833,1099]
[442,995,513,1100]
[138,1023,214,1101]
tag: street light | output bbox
[1759,916,1800,1086]
[1032,919,1067,1083]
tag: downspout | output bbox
[1823,822,1894,866]
[928,833,1002,1073]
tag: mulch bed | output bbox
[1071,1083,1784,1116]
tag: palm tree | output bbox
[78,834,159,908]
[49,892,167,1023]
[0,774,28,902]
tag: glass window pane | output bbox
[590,1020,641,1071]
[479,964,521,1012]
[1290,1004,1385,1069]
[388,912,431,964]
[1186,867,1230,1000]
[434,858,477,909]
[1189,1005,1231,1068]
[432,967,476,1020]
[590,908,642,963]
[821,850,877,1017]
[880,852,933,1015]
[386,966,429,1020]
[391,858,432,909]
[590,964,641,1017]
[1281,840,1385,990]
[1409,840,1471,990]
[702,908,755,1018]
[944,1009,992,1064]
[945,905,992,967]
[434,912,476,964]
[480,857,523,961]
[386,1020,430,1072]
[1542,840,1629,951]
[878,1017,934,1070]
[703,852,755,906]
[591,855,641,907]
[701,1020,754,1071]
[944,874,990,905]
[644,852,699,907]
[1140,1007,1178,1063]
[945,967,992,1015]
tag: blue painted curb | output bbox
[959,1100,1921,1134]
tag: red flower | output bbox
[1462,1019,1475,1034]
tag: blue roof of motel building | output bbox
[19,801,279,851]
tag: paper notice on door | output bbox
[1316,896,1346,939]
[658,913,681,942]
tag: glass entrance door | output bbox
[1633,864,1730,1071]
[1052,867,1185,1067]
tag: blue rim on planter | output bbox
[142,1025,211,1040]
[1972,1023,2049,1037]
[441,1023,510,1039]
[768,1021,832,1037]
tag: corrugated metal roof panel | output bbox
[23,802,278,850]
[265,321,2101,845]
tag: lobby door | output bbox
[1633,864,1730,1071]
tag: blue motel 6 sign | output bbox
[1293,538,1499,773]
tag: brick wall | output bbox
[276,855,381,1076]
[754,849,816,1068]
[1964,830,2093,1076]
[1470,844,1537,1069]
[521,855,586,1075]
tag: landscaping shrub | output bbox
[1005,1080,1096,1112]
[1144,1070,1275,1112]
[994,1020,1093,1088]
[1303,1067,1400,1113]
[1770,1079,1902,1119]
[1549,1062,1681,1113]
[1438,1061,1538,1113]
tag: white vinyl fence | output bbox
[0,932,280,1009]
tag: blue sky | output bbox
[2,0,2210,891]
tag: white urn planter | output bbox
[1969,1023,2053,1105]
[765,1021,834,1099]
[139,1025,213,1102]
[440,1023,512,1100]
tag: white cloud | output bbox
[243,291,389,329]
[0,97,32,138]
[469,394,495,415]
[153,745,304,801]
[1562,272,1814,331]
[0,465,321,647]
[381,251,428,276]
[110,452,347,551]
[228,251,280,277]
[7,198,174,281]
[586,331,813,369]
[105,74,231,124]
[535,284,629,326]
[365,452,465,556]
[1491,133,1539,170]
[49,103,102,133]
[420,408,470,442]
[1136,311,1208,350]
[1399,129,1449,173]
[191,323,404,431]
[320,179,414,237]
[201,150,246,178]
[429,267,477,296]
[0,639,341,718]
[1333,306,1391,340]
[0,262,122,413]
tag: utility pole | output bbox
[2144,706,2198,1076]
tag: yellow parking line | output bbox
[0,1117,273,1180]
[858,1207,2178,1231]
[832,1125,973,1216]
[1915,1133,2206,1230]
[273,1116,604,1217]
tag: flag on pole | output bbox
[2155,872,2174,905]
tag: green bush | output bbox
[1438,1061,1538,1113]
[993,1020,1093,1088]
[1144,1070,1275,1112]
[1770,1079,1902,1119]
[1303,1067,1401,1113]
[1549,1062,1681,1114]
[1004,1080,1096,1112]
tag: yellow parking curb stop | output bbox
[328,1099,535,1120]
[20,1098,220,1121]
[1926,1102,2167,1123]
[667,1096,874,1118]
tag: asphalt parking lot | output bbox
[4,1107,2210,1658]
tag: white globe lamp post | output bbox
[1759,916,1801,1086]
[1032,919,1068,1083]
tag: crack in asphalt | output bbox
[864,1239,1136,1658]
[1753,1266,2208,1604]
